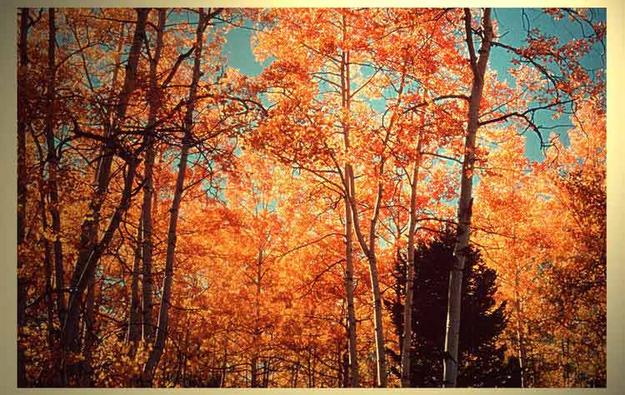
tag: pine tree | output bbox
[386,231,519,387]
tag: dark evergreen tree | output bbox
[385,231,520,387]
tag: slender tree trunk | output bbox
[356,217,387,387]
[220,337,228,387]
[339,21,359,387]
[514,268,526,388]
[37,172,55,350]
[342,168,360,387]
[291,361,300,387]
[368,257,387,388]
[251,356,258,388]
[263,359,270,387]
[31,136,65,386]
[17,8,30,388]
[79,274,98,386]
[443,8,493,387]
[346,162,388,387]
[339,19,388,383]
[341,350,349,387]
[142,9,209,385]
[251,248,263,388]
[127,218,143,347]
[43,8,67,329]
[31,139,56,350]
[62,9,149,369]
[400,132,423,387]
[142,8,166,343]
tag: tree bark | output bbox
[400,131,423,387]
[142,8,166,343]
[142,9,210,385]
[442,8,493,387]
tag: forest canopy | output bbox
[16,7,605,388]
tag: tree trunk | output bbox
[343,165,360,387]
[367,254,387,388]
[220,337,228,387]
[37,176,56,351]
[142,8,166,343]
[339,21,360,386]
[79,274,98,386]
[142,9,209,385]
[251,356,258,388]
[127,218,143,347]
[514,268,526,388]
[442,8,493,387]
[346,163,388,387]
[62,9,149,369]
[339,18,387,382]
[17,7,29,388]
[43,8,67,330]
[400,132,423,387]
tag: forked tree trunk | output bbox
[346,165,387,387]
[142,9,209,385]
[339,19,360,387]
[442,8,493,387]
[61,10,149,368]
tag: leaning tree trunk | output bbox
[442,8,493,388]
[61,7,148,356]
[142,9,209,385]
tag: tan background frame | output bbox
[1,1,622,394]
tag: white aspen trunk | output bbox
[443,8,493,387]
[339,19,360,386]
[515,279,526,388]
[343,165,360,387]
[347,165,388,387]
[400,132,423,387]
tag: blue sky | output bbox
[221,8,606,162]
